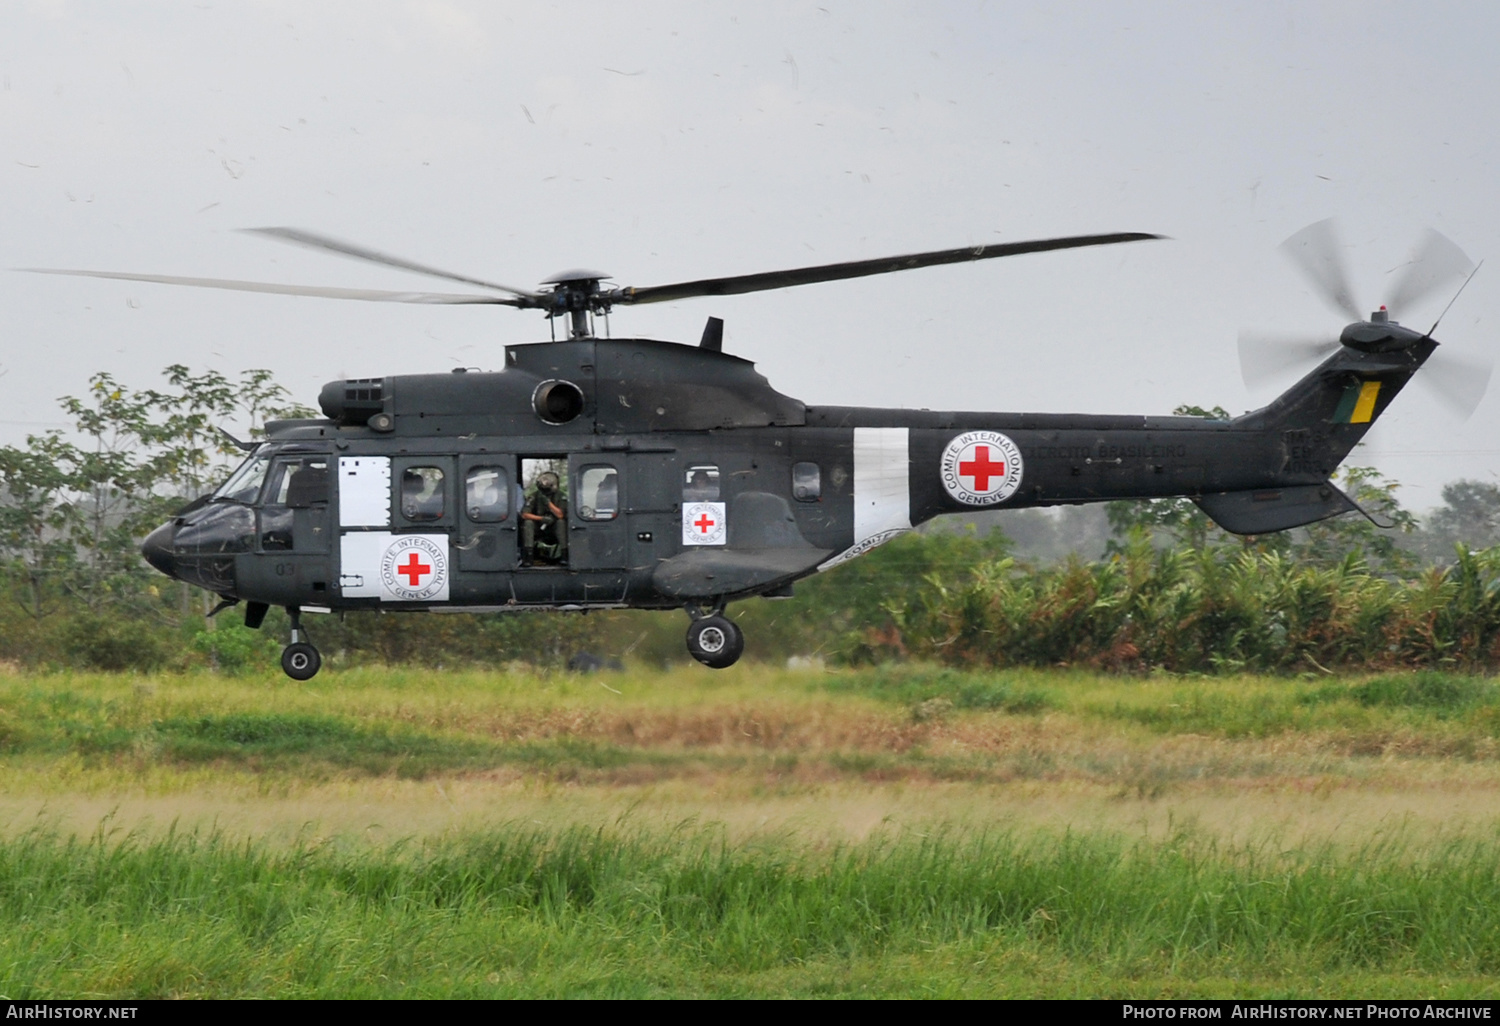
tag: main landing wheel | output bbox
[686,615,744,669]
[281,642,322,681]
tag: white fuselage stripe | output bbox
[819,427,911,571]
[855,427,912,542]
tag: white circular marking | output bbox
[940,430,1024,506]
[380,535,449,600]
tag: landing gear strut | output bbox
[685,607,743,669]
[280,606,322,681]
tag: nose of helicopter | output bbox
[141,521,177,578]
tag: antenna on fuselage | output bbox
[1425,259,1483,338]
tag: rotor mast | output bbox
[542,270,613,338]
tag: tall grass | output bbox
[3,667,1496,785]
[820,665,1052,713]
[0,824,1497,996]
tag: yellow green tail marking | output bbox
[1332,380,1382,424]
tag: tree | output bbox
[1293,466,1418,573]
[10,365,321,614]
[0,432,83,619]
[1427,480,1500,549]
[57,373,182,607]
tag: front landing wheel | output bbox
[686,615,743,669]
[282,642,321,681]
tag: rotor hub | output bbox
[538,272,617,337]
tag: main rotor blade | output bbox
[19,268,521,305]
[1384,228,1475,316]
[1237,328,1341,389]
[613,232,1162,306]
[1417,347,1493,422]
[1279,218,1362,322]
[241,227,544,301]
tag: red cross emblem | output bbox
[397,551,431,586]
[693,512,716,534]
[958,445,1006,491]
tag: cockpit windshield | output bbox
[213,453,271,503]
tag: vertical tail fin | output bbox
[1234,326,1437,469]
[1195,321,1437,536]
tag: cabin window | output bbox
[577,465,620,521]
[683,464,720,502]
[466,467,510,522]
[401,466,446,521]
[792,462,821,502]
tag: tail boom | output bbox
[809,327,1436,536]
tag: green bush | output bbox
[875,542,1500,674]
[188,620,280,674]
[59,614,168,672]
[16,529,1500,676]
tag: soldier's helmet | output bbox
[536,471,559,494]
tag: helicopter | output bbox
[23,219,1487,678]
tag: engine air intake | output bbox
[533,379,585,424]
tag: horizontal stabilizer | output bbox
[1194,482,1356,535]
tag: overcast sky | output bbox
[4,1,1497,511]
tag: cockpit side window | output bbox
[264,457,330,508]
[214,454,271,504]
[683,464,720,502]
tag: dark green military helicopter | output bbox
[28,220,1486,677]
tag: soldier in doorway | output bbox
[520,471,568,565]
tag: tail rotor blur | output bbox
[1239,219,1489,421]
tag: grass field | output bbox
[1,661,1498,998]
